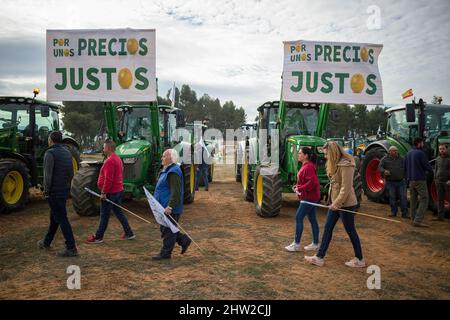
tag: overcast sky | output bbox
[0,0,449,121]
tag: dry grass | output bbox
[0,163,449,300]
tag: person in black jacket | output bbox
[37,131,78,257]
[379,146,408,218]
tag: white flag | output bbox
[171,82,176,108]
[199,137,211,158]
[143,187,179,233]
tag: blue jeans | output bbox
[386,180,408,216]
[294,201,319,244]
[317,206,363,260]
[44,196,76,250]
[95,191,133,239]
[195,162,209,189]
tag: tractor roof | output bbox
[158,105,181,114]
[0,96,62,109]
[257,101,279,111]
[386,104,450,113]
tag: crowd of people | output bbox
[37,131,448,268]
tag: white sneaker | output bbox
[345,257,366,268]
[304,243,320,251]
[304,255,324,267]
[285,242,301,252]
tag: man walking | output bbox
[379,146,408,218]
[37,131,77,257]
[87,140,135,243]
[152,149,191,260]
[433,143,450,221]
[405,137,433,227]
[195,139,210,192]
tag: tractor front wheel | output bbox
[241,156,254,202]
[253,166,282,217]
[361,147,388,203]
[181,163,196,204]
[0,159,30,214]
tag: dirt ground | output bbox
[1,160,449,300]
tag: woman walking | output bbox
[304,141,365,268]
[285,147,321,252]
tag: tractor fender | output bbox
[0,152,31,168]
[62,136,81,151]
[364,140,391,155]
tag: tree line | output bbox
[61,84,247,147]
[325,104,387,139]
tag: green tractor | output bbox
[0,89,81,214]
[361,99,450,213]
[185,122,216,186]
[238,100,350,217]
[234,122,257,183]
[70,102,196,216]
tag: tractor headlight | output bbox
[123,157,137,164]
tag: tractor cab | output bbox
[0,97,60,159]
[0,90,81,214]
[386,102,450,158]
[276,101,328,193]
[362,99,450,214]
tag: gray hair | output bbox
[165,148,179,164]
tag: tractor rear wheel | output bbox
[253,166,282,217]
[181,163,196,204]
[353,162,363,205]
[0,159,30,214]
[71,166,101,216]
[235,164,242,182]
[428,177,450,216]
[361,147,388,203]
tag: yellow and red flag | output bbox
[402,89,414,99]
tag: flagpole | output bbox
[300,200,401,223]
[85,187,205,253]
[166,215,205,254]
[85,188,153,224]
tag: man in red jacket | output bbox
[86,140,135,243]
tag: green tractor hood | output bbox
[282,135,328,192]
[286,135,327,147]
[116,140,151,157]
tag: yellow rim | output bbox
[256,174,263,207]
[72,157,78,176]
[2,171,24,205]
[242,158,247,190]
[190,164,195,193]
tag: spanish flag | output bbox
[402,89,414,99]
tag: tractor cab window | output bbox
[425,105,450,138]
[0,103,30,133]
[283,104,319,136]
[35,105,58,146]
[118,107,152,141]
[0,106,15,129]
[167,113,177,140]
[388,109,416,143]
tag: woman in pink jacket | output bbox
[285,147,321,252]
